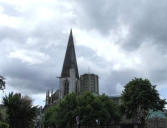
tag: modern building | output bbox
[78,73,99,95]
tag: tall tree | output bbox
[3,92,37,128]
[121,78,166,128]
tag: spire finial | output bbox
[70,29,73,37]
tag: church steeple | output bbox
[61,30,79,78]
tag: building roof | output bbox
[148,110,167,119]
[61,30,79,78]
[80,73,98,77]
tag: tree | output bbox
[55,93,78,128]
[0,76,5,90]
[121,78,166,128]
[0,122,9,128]
[44,93,78,128]
[43,106,57,128]
[77,92,120,126]
[98,94,120,124]
[3,92,37,128]
[0,106,7,122]
[43,92,121,128]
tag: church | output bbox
[45,30,99,106]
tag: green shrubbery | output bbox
[0,122,9,128]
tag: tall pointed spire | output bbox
[61,30,79,78]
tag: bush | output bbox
[0,122,9,128]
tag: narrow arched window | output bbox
[64,79,69,96]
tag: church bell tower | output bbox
[59,30,79,98]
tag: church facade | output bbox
[45,30,99,106]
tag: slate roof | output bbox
[61,30,79,78]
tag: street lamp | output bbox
[76,115,80,128]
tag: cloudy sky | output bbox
[0,0,167,106]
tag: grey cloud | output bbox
[0,28,67,94]
[99,69,141,96]
[99,67,167,96]
[0,27,27,43]
[76,0,167,50]
[0,2,22,17]
[75,0,120,34]
[76,0,145,34]
[74,0,167,92]
[0,0,167,105]
[1,58,59,94]
[123,1,167,50]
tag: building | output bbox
[45,89,60,106]
[109,96,121,105]
[147,110,167,128]
[78,73,99,95]
[59,30,79,99]
[45,30,99,106]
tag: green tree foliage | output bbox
[3,92,37,128]
[0,106,7,122]
[98,94,120,123]
[43,92,121,128]
[121,78,166,127]
[0,122,9,128]
[43,106,57,128]
[0,76,5,90]
[78,92,120,125]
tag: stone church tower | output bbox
[59,30,79,99]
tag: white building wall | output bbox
[59,68,78,99]
[59,78,65,99]
[69,68,77,93]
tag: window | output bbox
[64,80,69,96]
